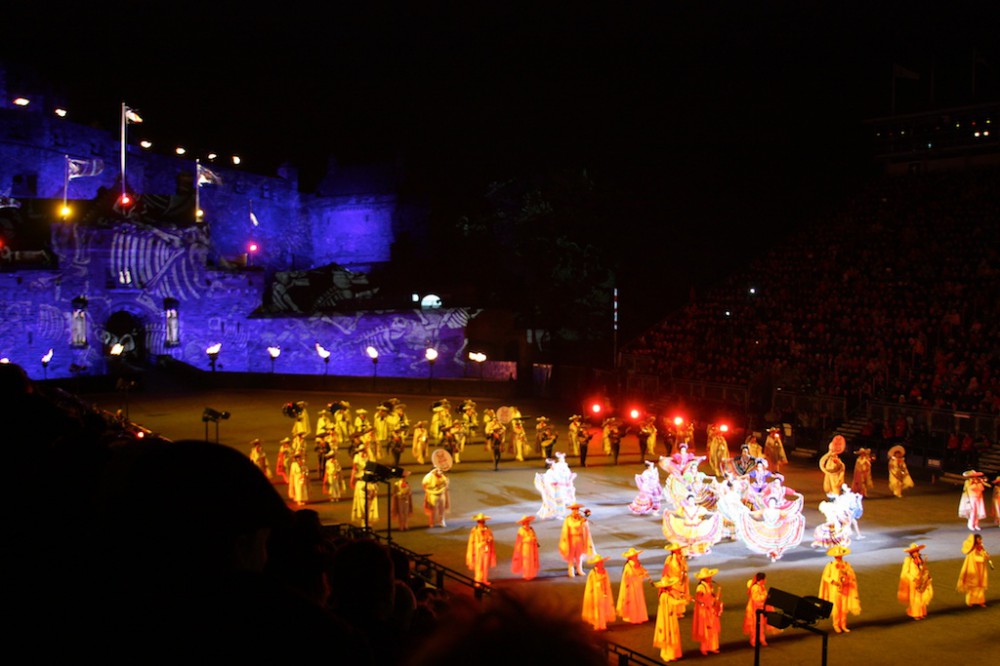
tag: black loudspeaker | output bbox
[766,588,833,627]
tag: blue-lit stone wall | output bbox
[308,195,395,272]
[0,218,474,381]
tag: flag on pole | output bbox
[892,63,920,80]
[197,164,223,186]
[124,106,144,123]
[67,157,105,179]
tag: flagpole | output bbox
[195,158,201,223]
[62,155,69,218]
[120,102,126,201]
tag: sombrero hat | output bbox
[827,545,851,557]
[588,554,610,565]
[903,543,925,554]
[471,512,491,522]
[622,547,643,559]
[568,502,583,510]
[829,435,846,454]
[516,515,536,525]
[653,576,680,589]
[962,470,984,478]
[888,445,906,459]
[663,542,684,552]
[695,567,719,580]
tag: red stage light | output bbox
[673,416,684,426]
[590,403,602,415]
[119,194,131,206]
[719,424,729,433]
[248,242,259,253]
[629,408,641,420]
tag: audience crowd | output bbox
[625,169,999,416]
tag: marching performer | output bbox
[898,543,933,620]
[422,453,451,528]
[819,435,847,496]
[391,470,413,531]
[959,470,988,531]
[511,515,540,580]
[653,576,687,662]
[559,502,595,577]
[707,423,730,477]
[888,445,914,498]
[581,554,615,631]
[763,427,787,475]
[957,533,992,607]
[249,438,271,479]
[819,545,860,633]
[411,420,429,465]
[616,548,650,624]
[661,543,690,617]
[692,567,723,655]
[744,572,774,647]
[466,513,496,585]
[851,447,874,497]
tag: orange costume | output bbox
[692,567,722,655]
[819,545,860,632]
[743,574,773,646]
[616,548,650,624]
[559,503,594,577]
[888,445,914,498]
[957,534,991,607]
[581,555,615,630]
[897,543,933,619]
[465,513,496,584]
[661,543,690,617]
[653,576,686,662]
[511,515,540,580]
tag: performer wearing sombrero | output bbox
[743,572,775,646]
[819,435,847,496]
[652,575,686,662]
[888,445,914,498]
[819,545,860,633]
[616,548,650,624]
[850,447,874,497]
[957,533,992,607]
[959,470,988,531]
[993,475,1000,527]
[511,515,540,580]
[661,542,690,617]
[692,567,722,655]
[581,554,614,630]
[559,503,595,577]
[466,513,496,585]
[422,451,452,528]
[898,543,933,620]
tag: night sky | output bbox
[3,2,998,331]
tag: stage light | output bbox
[207,153,217,161]
[629,407,641,420]
[109,343,124,357]
[366,346,379,360]
[140,140,152,149]
[591,403,602,415]
[765,588,832,628]
[248,242,259,253]
[673,416,684,426]
[41,348,53,380]
[54,108,67,117]
[232,155,241,165]
[719,424,729,433]
[425,347,438,385]
[316,342,331,374]
[60,205,72,219]
[468,351,487,380]
[13,97,29,107]
[175,147,186,155]
[267,345,281,373]
[206,343,221,372]
[119,194,132,207]
[202,407,231,422]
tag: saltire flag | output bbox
[197,164,223,186]
[68,157,105,179]
[0,194,21,209]
[892,63,920,80]
[124,106,144,123]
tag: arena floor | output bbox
[97,386,999,665]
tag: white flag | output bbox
[124,106,144,123]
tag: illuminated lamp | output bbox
[267,345,281,373]
[140,140,152,149]
[673,416,684,427]
[41,348,53,380]
[366,346,379,385]
[247,241,259,267]
[13,97,30,106]
[425,347,438,386]
[119,194,132,207]
[60,205,72,219]
[54,108,67,117]
[206,343,221,372]
[468,351,487,380]
[175,147,186,155]
[316,343,331,374]
[207,153,217,161]
[719,424,729,433]
[629,407,641,420]
[232,155,241,165]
